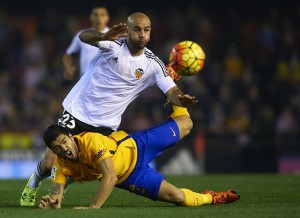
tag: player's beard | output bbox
[136,39,147,49]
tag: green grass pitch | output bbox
[1,174,300,218]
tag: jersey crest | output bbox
[135,68,144,78]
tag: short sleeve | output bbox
[153,60,176,93]
[66,32,81,55]
[51,160,67,185]
[98,38,125,52]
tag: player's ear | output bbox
[69,133,73,138]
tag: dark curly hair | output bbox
[43,125,69,149]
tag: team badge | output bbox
[135,68,144,78]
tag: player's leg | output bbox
[20,148,55,206]
[158,180,240,206]
[158,180,212,206]
[128,104,192,167]
[21,111,74,206]
[173,114,193,140]
[32,148,56,187]
[118,167,240,206]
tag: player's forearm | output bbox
[79,30,105,46]
[166,86,184,107]
[50,183,64,206]
[63,53,74,70]
[90,174,117,208]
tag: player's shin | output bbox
[30,160,51,188]
[180,188,212,206]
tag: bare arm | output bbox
[165,86,198,107]
[74,157,117,209]
[39,182,65,209]
[90,157,117,208]
[62,53,76,80]
[79,23,128,47]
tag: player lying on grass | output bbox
[21,12,196,207]
[39,104,240,209]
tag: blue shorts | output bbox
[117,119,180,200]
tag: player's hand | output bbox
[178,94,198,107]
[103,23,128,41]
[39,195,60,209]
[64,66,76,80]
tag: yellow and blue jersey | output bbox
[51,118,181,201]
[51,131,137,185]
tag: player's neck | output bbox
[126,40,144,56]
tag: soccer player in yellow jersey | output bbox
[39,105,240,209]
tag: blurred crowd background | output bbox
[0,0,300,177]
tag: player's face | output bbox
[50,134,79,162]
[90,8,109,28]
[127,18,151,50]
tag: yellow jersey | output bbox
[51,131,137,185]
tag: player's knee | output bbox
[42,153,56,170]
[181,116,193,135]
[175,115,193,138]
[185,116,193,132]
[41,158,54,171]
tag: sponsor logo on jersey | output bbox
[95,149,106,159]
[135,68,144,78]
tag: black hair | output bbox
[90,1,109,10]
[43,125,69,149]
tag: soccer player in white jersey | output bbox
[62,5,110,80]
[20,12,197,206]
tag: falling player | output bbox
[39,104,240,209]
[20,12,197,206]
[63,5,110,80]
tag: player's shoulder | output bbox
[143,47,155,58]
[144,48,166,72]
[112,37,126,46]
[75,132,106,145]
[99,37,126,50]
[73,28,95,37]
[75,131,99,141]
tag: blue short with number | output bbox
[117,118,180,200]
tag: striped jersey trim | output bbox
[144,50,168,77]
[113,38,126,46]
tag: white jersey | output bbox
[62,38,176,130]
[66,27,109,76]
